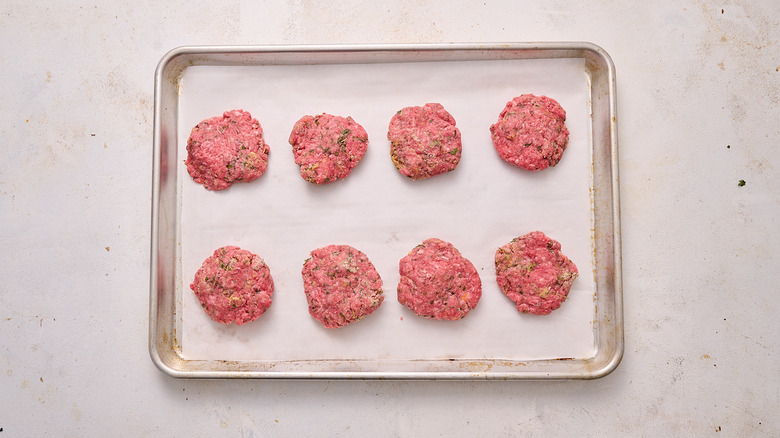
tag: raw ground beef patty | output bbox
[489,94,570,171]
[397,238,482,320]
[190,246,274,325]
[289,113,369,184]
[301,245,384,328]
[185,109,270,190]
[387,103,462,180]
[494,231,578,315]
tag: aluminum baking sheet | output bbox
[150,43,622,379]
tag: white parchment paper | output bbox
[178,57,595,362]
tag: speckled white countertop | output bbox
[1,1,778,436]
